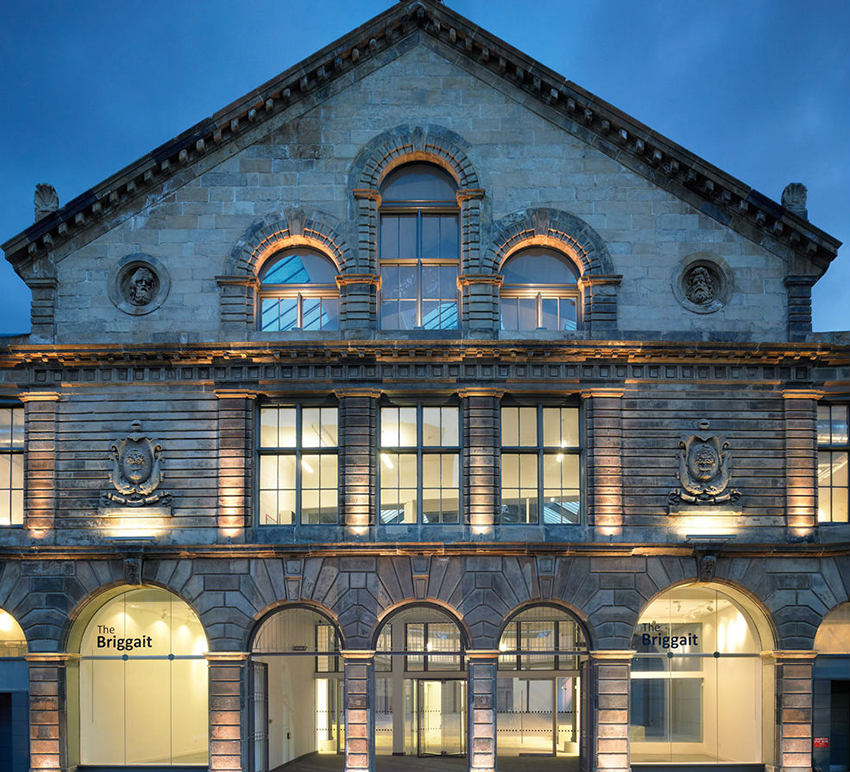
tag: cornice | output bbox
[2,1,839,276]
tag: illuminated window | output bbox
[259,248,339,331]
[500,404,580,525]
[379,164,459,330]
[379,405,460,524]
[0,406,24,526]
[500,247,579,331]
[258,405,338,525]
[818,404,848,523]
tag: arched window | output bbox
[379,163,459,330]
[500,247,580,331]
[71,586,208,767]
[630,584,772,765]
[497,605,587,758]
[259,248,339,331]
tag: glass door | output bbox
[249,661,268,772]
[417,679,466,756]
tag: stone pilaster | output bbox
[25,652,73,772]
[580,275,621,335]
[216,391,256,539]
[466,650,498,772]
[583,389,624,536]
[458,188,485,273]
[336,390,380,530]
[783,390,821,532]
[772,651,817,772]
[459,390,502,532]
[342,650,375,772]
[20,392,60,533]
[337,274,381,330]
[205,652,249,772]
[458,274,502,333]
[353,189,380,273]
[216,276,258,334]
[785,276,817,342]
[28,277,57,342]
[589,650,633,772]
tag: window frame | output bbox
[499,402,582,526]
[378,164,461,331]
[499,247,581,332]
[0,404,24,527]
[257,247,340,333]
[378,402,462,526]
[817,403,849,524]
[256,402,339,526]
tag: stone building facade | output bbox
[1,3,848,772]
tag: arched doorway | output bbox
[374,604,467,758]
[68,586,209,767]
[496,605,588,760]
[249,606,344,772]
[630,583,774,765]
[0,608,27,772]
[813,603,850,772]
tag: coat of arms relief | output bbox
[102,421,171,506]
[669,421,740,506]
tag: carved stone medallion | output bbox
[102,421,171,507]
[683,265,719,306]
[672,253,732,315]
[108,254,171,316]
[670,428,740,505]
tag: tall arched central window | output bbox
[500,247,580,331]
[259,248,339,331]
[379,163,459,330]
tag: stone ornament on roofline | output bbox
[102,421,172,507]
[669,420,740,506]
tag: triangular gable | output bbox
[2,0,840,279]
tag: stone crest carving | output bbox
[782,182,808,219]
[34,183,59,221]
[102,421,171,506]
[670,425,740,505]
[684,265,719,306]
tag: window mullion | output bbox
[295,407,303,525]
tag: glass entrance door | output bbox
[417,679,466,756]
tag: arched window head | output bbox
[500,247,580,332]
[259,248,339,332]
[379,163,459,331]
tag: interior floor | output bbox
[272,754,580,772]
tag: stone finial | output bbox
[34,183,59,222]
[782,182,808,219]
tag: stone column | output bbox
[216,391,256,540]
[783,390,821,533]
[20,392,60,534]
[772,651,817,772]
[785,276,817,342]
[25,652,73,772]
[205,652,249,772]
[466,650,498,772]
[342,650,375,772]
[459,390,502,534]
[336,390,380,533]
[588,650,633,772]
[580,275,622,335]
[583,389,625,538]
[458,275,502,333]
[337,274,382,331]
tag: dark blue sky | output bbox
[1,0,847,334]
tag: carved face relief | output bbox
[684,266,718,306]
[688,442,719,482]
[121,443,152,485]
[128,267,156,305]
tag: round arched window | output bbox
[379,163,460,331]
[500,247,579,331]
[259,248,339,331]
